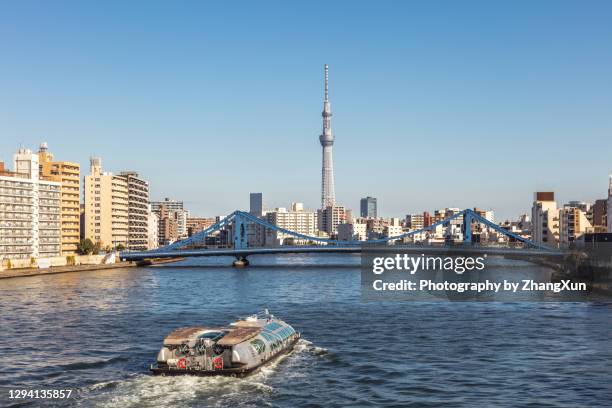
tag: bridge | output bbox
[120,209,566,266]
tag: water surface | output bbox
[0,254,610,407]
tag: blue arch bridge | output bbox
[120,209,568,267]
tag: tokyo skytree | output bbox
[319,64,336,209]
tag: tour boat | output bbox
[150,310,300,377]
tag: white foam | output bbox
[79,338,325,407]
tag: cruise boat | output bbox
[150,310,300,377]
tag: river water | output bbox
[0,254,611,407]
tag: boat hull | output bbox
[150,334,300,378]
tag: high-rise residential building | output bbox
[83,157,129,249]
[249,193,264,217]
[150,198,189,245]
[559,206,593,245]
[117,171,149,251]
[317,205,347,236]
[319,64,336,209]
[157,204,178,246]
[37,143,80,255]
[360,196,377,218]
[531,192,559,246]
[0,149,61,261]
[265,203,317,245]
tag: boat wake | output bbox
[75,339,326,408]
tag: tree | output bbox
[93,241,102,255]
[115,243,126,251]
[77,238,94,255]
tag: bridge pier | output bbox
[232,256,250,268]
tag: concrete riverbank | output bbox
[0,261,137,279]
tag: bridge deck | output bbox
[120,245,564,262]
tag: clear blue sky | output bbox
[1,1,611,220]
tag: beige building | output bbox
[0,149,61,261]
[405,213,424,230]
[186,217,216,236]
[559,206,593,246]
[265,203,317,245]
[84,157,128,249]
[37,143,80,255]
[531,192,559,246]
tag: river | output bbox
[0,254,610,407]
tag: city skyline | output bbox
[1,2,612,220]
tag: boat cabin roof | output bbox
[163,326,219,346]
[217,326,261,346]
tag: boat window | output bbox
[264,322,282,331]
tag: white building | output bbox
[531,192,559,246]
[265,203,317,245]
[147,205,159,250]
[0,149,61,261]
[383,225,403,242]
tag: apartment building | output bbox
[117,171,149,251]
[84,157,129,249]
[265,203,317,245]
[337,222,367,241]
[0,149,61,261]
[151,198,189,245]
[317,205,348,236]
[405,213,424,230]
[186,217,216,236]
[531,192,559,246]
[37,143,80,254]
[559,206,593,245]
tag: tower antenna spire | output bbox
[324,64,329,101]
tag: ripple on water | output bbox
[1,259,611,408]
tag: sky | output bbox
[1,1,611,221]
